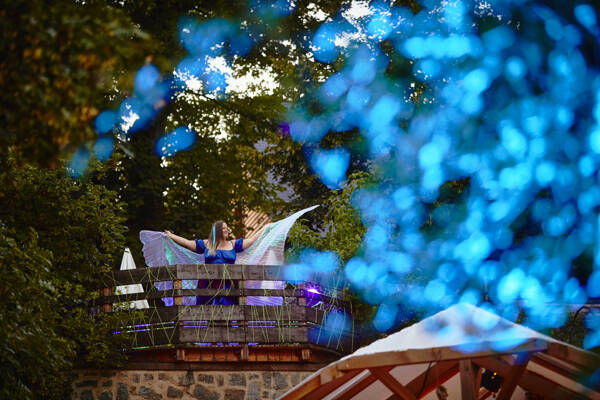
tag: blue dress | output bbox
[194,238,245,305]
[195,238,244,264]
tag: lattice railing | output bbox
[97,264,354,355]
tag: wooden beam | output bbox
[305,369,363,400]
[478,389,492,400]
[545,342,600,371]
[403,361,459,399]
[474,355,589,400]
[336,339,547,370]
[369,367,417,400]
[335,367,394,400]
[459,360,477,400]
[496,353,530,400]
[279,375,321,400]
[531,353,582,382]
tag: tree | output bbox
[0,0,151,168]
[0,163,130,399]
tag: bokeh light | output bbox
[155,126,197,158]
[73,0,600,350]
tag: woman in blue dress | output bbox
[165,221,264,304]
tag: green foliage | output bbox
[0,0,150,168]
[0,164,130,399]
[287,172,370,262]
[550,310,591,350]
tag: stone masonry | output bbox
[72,370,312,400]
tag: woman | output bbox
[165,220,264,263]
[164,221,265,304]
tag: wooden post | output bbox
[459,360,477,400]
[240,344,249,361]
[173,279,183,306]
[100,287,112,313]
[239,280,247,305]
[496,353,530,400]
[301,348,312,361]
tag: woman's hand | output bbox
[242,224,269,250]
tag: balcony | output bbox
[96,264,354,370]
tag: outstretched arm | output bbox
[242,224,269,250]
[164,230,197,252]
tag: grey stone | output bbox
[262,373,272,389]
[116,383,129,400]
[291,374,300,386]
[99,392,113,400]
[273,373,288,390]
[228,373,246,387]
[197,374,214,384]
[248,373,259,381]
[158,373,168,380]
[144,373,154,381]
[263,392,270,399]
[102,380,113,387]
[193,385,220,400]
[178,371,194,386]
[76,380,98,388]
[81,391,94,400]
[167,386,183,398]
[247,382,260,400]
[217,375,224,387]
[224,389,245,400]
[139,386,162,399]
[133,374,140,383]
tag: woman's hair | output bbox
[207,220,226,256]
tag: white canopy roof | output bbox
[281,303,600,400]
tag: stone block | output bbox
[224,389,245,400]
[228,373,246,387]
[273,373,288,390]
[139,386,162,399]
[262,373,272,389]
[197,374,214,385]
[193,385,220,400]
[291,374,300,386]
[247,382,260,400]
[178,371,194,386]
[116,383,129,400]
[133,374,140,383]
[144,373,154,381]
[76,380,98,388]
[158,373,169,380]
[81,390,94,400]
[99,392,113,400]
[248,373,259,381]
[167,386,183,398]
[102,381,113,387]
[217,375,224,387]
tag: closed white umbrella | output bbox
[115,248,149,309]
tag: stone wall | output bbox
[72,370,313,400]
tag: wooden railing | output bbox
[97,264,354,358]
